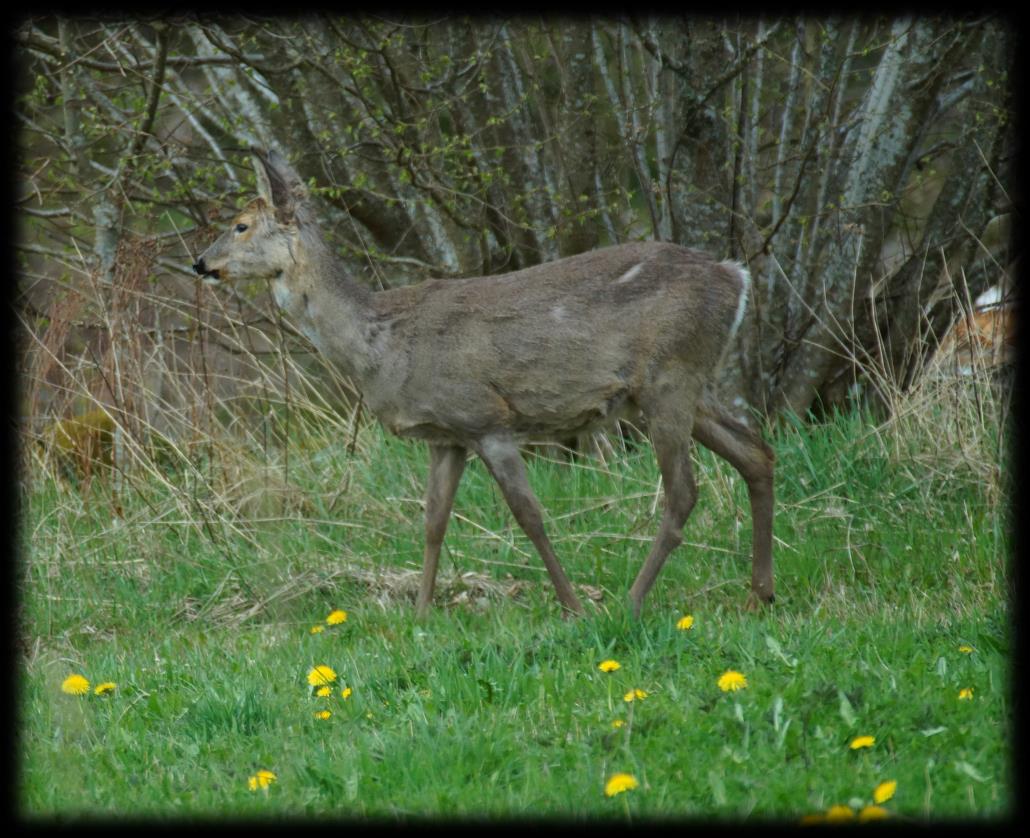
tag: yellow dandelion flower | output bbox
[825,804,855,822]
[61,674,90,695]
[849,735,875,750]
[604,772,639,797]
[310,625,325,634]
[623,688,648,702]
[315,686,331,697]
[873,779,897,804]
[611,719,625,729]
[307,665,337,686]
[94,682,116,697]
[958,687,974,700]
[314,709,332,720]
[248,769,277,791]
[676,615,694,630]
[717,670,747,692]
[858,805,889,822]
[798,814,825,826]
[341,687,353,699]
[598,659,621,673]
[958,644,974,654]
[326,609,348,625]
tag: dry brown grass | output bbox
[20,227,366,517]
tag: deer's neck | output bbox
[274,245,380,383]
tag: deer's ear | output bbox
[252,148,305,223]
[265,149,309,199]
[252,150,278,208]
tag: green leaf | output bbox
[837,690,857,728]
[775,718,792,750]
[954,761,988,783]
[764,634,797,667]
[708,769,727,805]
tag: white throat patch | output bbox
[272,279,292,310]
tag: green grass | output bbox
[18,406,1012,820]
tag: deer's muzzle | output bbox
[193,258,220,279]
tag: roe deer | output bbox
[194,148,775,617]
[931,301,1017,376]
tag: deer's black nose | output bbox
[193,259,219,279]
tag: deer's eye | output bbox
[235,223,249,234]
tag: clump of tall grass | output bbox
[862,285,1012,511]
[19,239,380,623]
[24,233,358,475]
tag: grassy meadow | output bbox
[18,377,1012,821]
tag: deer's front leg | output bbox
[629,423,698,618]
[416,444,468,618]
[475,435,584,616]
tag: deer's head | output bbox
[193,148,310,283]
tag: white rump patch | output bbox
[975,285,1002,308]
[615,263,644,285]
[720,259,751,339]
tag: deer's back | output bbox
[367,241,745,441]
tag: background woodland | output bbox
[16,15,1016,456]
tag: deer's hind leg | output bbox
[629,384,701,617]
[416,444,468,618]
[692,398,775,604]
[475,435,584,616]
